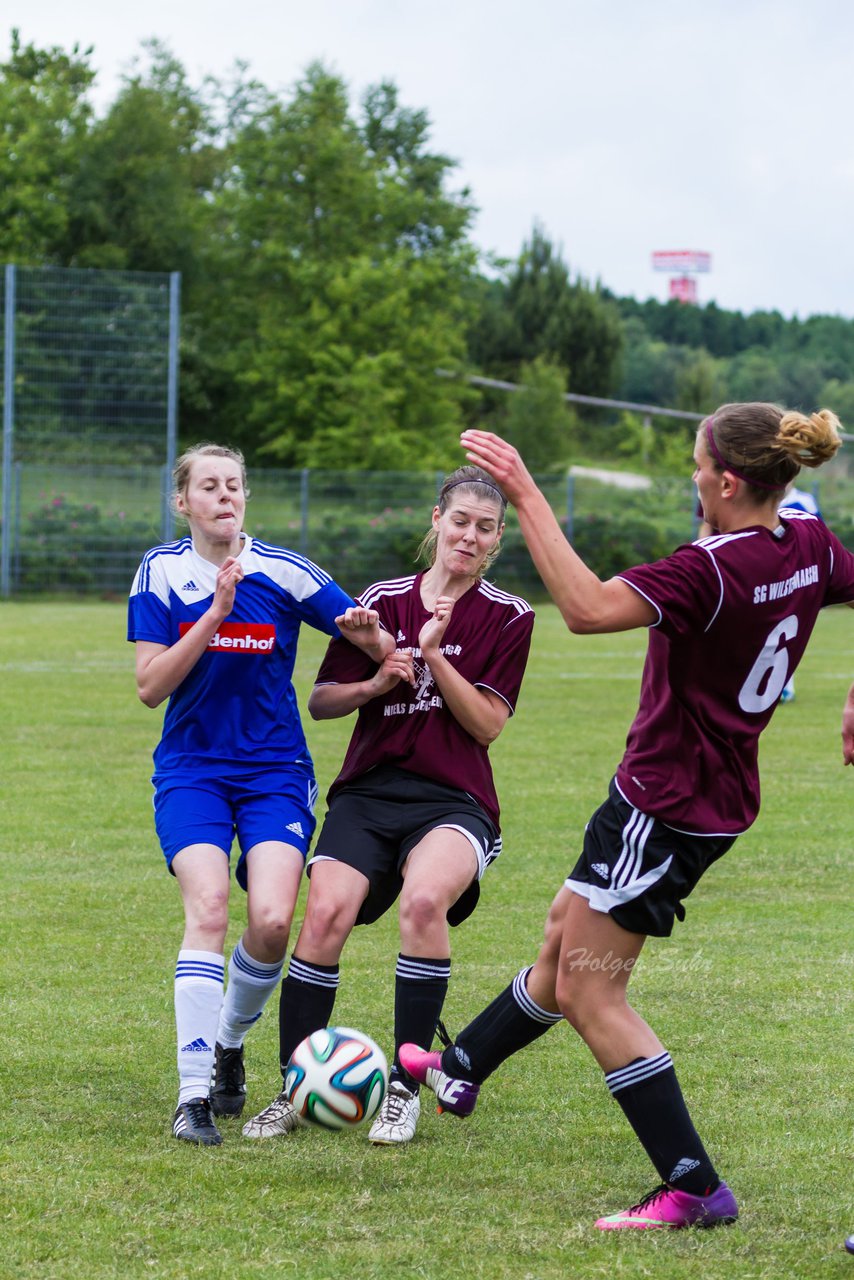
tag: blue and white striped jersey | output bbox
[128,535,354,774]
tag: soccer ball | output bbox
[285,1026,388,1130]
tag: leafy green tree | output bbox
[674,349,726,414]
[500,355,577,470]
[469,225,622,397]
[0,29,95,261]
[724,348,787,404]
[617,318,690,406]
[206,64,477,467]
[818,379,854,428]
[64,41,218,277]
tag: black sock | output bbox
[278,956,340,1078]
[605,1053,720,1196]
[441,967,563,1084]
[393,954,450,1087]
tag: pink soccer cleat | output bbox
[398,1043,480,1117]
[595,1181,738,1230]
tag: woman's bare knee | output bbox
[300,895,357,954]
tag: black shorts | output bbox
[309,766,501,927]
[566,778,736,937]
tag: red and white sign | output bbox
[652,250,712,273]
[669,275,698,303]
[179,621,276,653]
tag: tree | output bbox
[674,349,726,414]
[818,379,854,428]
[468,224,623,397]
[204,64,478,467]
[500,355,578,471]
[618,318,689,406]
[63,41,218,277]
[0,29,95,262]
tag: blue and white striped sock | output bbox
[174,949,224,1105]
[216,939,284,1049]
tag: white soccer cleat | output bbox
[368,1081,421,1144]
[241,1089,299,1139]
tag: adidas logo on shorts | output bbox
[591,862,610,880]
[286,821,304,837]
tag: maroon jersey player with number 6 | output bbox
[400,402,854,1230]
[243,465,534,1145]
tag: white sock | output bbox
[217,939,284,1049]
[174,950,224,1105]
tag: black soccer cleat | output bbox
[210,1043,246,1117]
[172,1097,223,1146]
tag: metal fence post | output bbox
[12,460,21,587]
[300,468,310,557]
[2,263,16,599]
[163,271,181,543]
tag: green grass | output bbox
[2,600,853,1279]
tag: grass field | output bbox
[2,599,852,1280]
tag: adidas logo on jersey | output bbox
[669,1157,701,1182]
[182,580,200,592]
[180,1037,211,1053]
[591,862,610,880]
[286,821,304,837]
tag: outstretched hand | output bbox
[460,429,535,505]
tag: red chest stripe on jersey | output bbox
[179,622,277,653]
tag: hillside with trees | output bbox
[3,29,854,476]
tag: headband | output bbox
[704,417,784,493]
[442,477,507,504]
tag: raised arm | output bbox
[418,597,511,746]
[135,556,243,707]
[335,605,396,662]
[460,430,655,634]
[308,650,415,720]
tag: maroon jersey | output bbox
[315,573,534,828]
[615,513,854,835]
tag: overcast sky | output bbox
[10,1,854,318]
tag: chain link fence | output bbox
[2,266,853,599]
[1,264,178,596]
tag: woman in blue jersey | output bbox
[128,443,392,1146]
[400,404,854,1231]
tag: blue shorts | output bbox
[153,766,319,890]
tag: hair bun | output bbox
[778,409,841,468]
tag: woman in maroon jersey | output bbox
[243,465,535,1145]
[399,403,854,1230]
